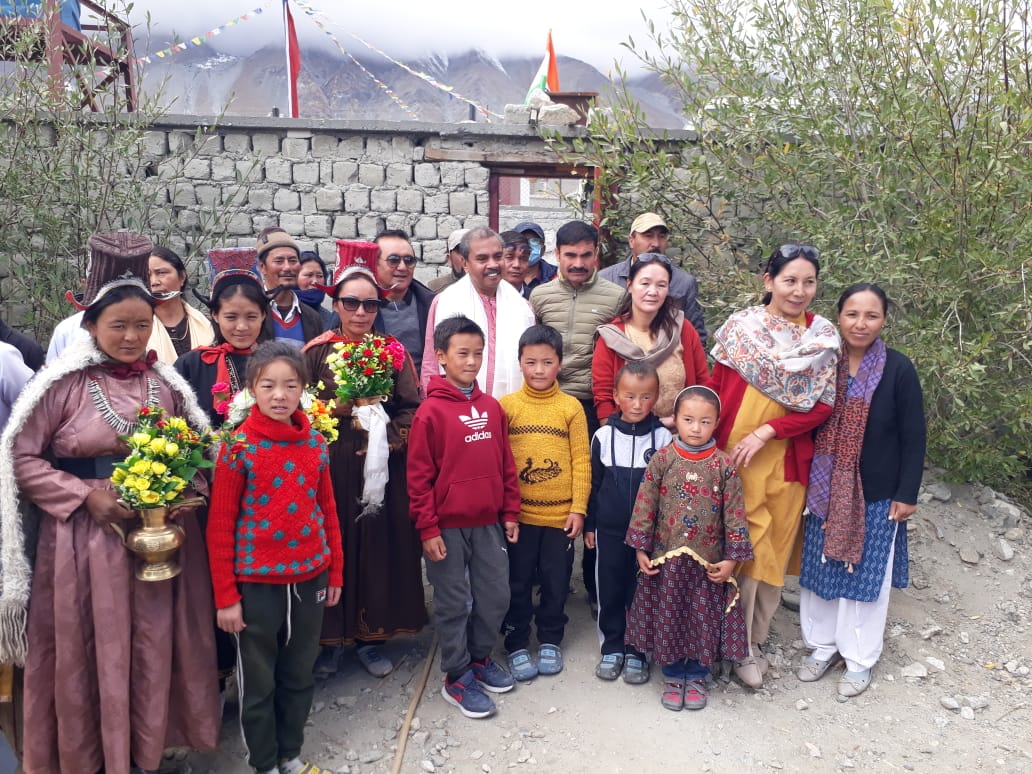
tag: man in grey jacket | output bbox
[598,212,707,346]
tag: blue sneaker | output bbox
[507,648,538,681]
[441,670,496,718]
[470,656,515,693]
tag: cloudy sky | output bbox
[123,0,675,73]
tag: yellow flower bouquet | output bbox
[111,407,214,509]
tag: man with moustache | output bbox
[419,227,535,399]
[598,212,707,346]
[371,229,435,370]
[256,227,324,347]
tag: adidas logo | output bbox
[459,406,489,431]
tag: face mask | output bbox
[528,239,543,265]
[296,288,326,308]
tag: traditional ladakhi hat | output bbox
[335,239,380,270]
[194,269,268,310]
[316,264,381,297]
[66,232,154,310]
[206,246,258,285]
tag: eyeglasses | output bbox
[777,244,820,260]
[335,296,381,313]
[383,254,417,267]
[636,252,672,266]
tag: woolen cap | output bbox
[255,230,300,261]
[630,212,669,234]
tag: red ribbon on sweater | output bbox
[100,350,157,380]
[197,343,254,391]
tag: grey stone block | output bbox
[227,212,254,236]
[253,213,278,232]
[171,183,196,207]
[282,137,311,160]
[371,189,397,211]
[294,162,320,185]
[300,193,317,215]
[440,162,466,186]
[248,188,275,210]
[265,158,293,184]
[316,188,343,211]
[475,191,489,214]
[142,131,168,157]
[465,166,490,187]
[504,104,533,124]
[539,103,581,126]
[211,157,238,182]
[183,158,211,180]
[396,189,423,213]
[273,189,301,212]
[305,215,332,238]
[312,135,339,157]
[344,188,370,213]
[149,209,172,230]
[237,159,262,183]
[411,146,425,161]
[195,185,219,207]
[252,133,281,155]
[357,214,385,237]
[413,217,438,241]
[359,163,385,187]
[391,136,415,161]
[332,216,358,238]
[385,163,413,186]
[168,131,194,154]
[339,136,365,159]
[365,137,391,161]
[178,209,201,229]
[332,161,358,185]
[224,133,252,154]
[449,191,476,216]
[414,163,439,187]
[223,185,247,206]
[157,158,182,179]
[279,213,305,235]
[424,192,449,214]
[384,213,410,232]
[319,161,333,185]
[422,240,447,264]
[464,215,489,229]
[437,215,461,237]
[196,134,223,156]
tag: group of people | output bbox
[0,214,925,774]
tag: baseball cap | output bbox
[513,221,545,241]
[447,228,471,252]
[630,212,669,235]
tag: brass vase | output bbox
[111,496,204,582]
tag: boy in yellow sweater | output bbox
[499,325,591,680]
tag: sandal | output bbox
[661,679,685,711]
[622,654,650,684]
[797,651,841,683]
[683,679,708,710]
[507,648,538,682]
[537,643,564,676]
[838,668,872,698]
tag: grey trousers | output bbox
[425,524,511,677]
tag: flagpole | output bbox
[282,1,294,117]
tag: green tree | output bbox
[550,0,1032,497]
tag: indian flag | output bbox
[524,30,560,103]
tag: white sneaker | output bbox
[356,645,393,677]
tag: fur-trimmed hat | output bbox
[255,230,300,262]
[67,232,154,310]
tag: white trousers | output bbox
[799,525,896,673]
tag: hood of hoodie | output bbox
[426,374,484,403]
[604,411,668,437]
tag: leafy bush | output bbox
[549,0,1032,498]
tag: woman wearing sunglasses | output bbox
[708,244,840,689]
[592,253,709,428]
[302,265,426,679]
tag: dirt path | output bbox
[187,476,1031,774]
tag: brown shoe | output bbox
[734,657,763,688]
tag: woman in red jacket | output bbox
[592,254,708,428]
[708,244,840,689]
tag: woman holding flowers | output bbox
[0,233,219,774]
[302,265,426,678]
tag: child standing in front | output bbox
[407,316,521,719]
[586,361,673,685]
[207,341,343,774]
[624,386,753,711]
[499,325,591,680]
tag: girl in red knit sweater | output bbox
[208,341,343,774]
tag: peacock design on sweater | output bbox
[519,457,561,484]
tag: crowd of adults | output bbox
[0,213,925,772]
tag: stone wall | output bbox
[142,116,602,283]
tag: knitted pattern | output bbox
[207,405,343,609]
[499,382,591,529]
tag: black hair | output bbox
[374,228,411,244]
[517,324,563,362]
[433,315,485,352]
[245,340,310,390]
[556,220,599,249]
[614,360,660,392]
[673,385,721,416]
[150,246,188,287]
[762,244,821,305]
[614,256,677,338]
[81,284,156,327]
[299,250,329,283]
[837,282,889,315]
[210,281,269,345]
[335,270,380,300]
[499,230,529,247]
[458,227,501,260]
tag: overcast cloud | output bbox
[121,0,674,74]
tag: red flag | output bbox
[283,0,301,118]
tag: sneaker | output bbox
[507,648,538,682]
[537,643,563,676]
[661,679,685,711]
[313,645,341,679]
[622,654,650,684]
[595,653,624,681]
[278,756,337,774]
[683,679,708,710]
[441,670,497,718]
[470,656,515,693]
[356,645,393,677]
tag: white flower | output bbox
[227,388,255,426]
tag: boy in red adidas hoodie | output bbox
[408,316,521,719]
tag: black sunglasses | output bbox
[636,252,672,266]
[335,296,381,313]
[384,254,417,267]
[777,244,820,260]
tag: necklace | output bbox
[164,315,189,343]
[227,355,242,394]
[88,374,161,434]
